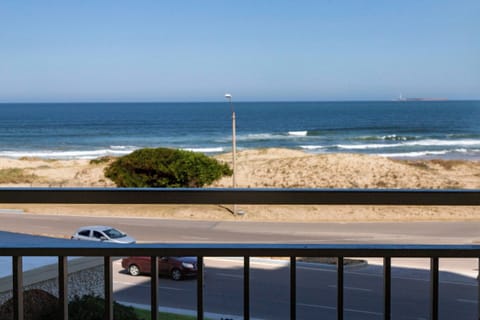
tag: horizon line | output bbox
[1,98,479,104]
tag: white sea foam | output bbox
[236,133,286,141]
[181,147,224,153]
[237,131,310,142]
[404,139,480,147]
[337,143,393,150]
[110,145,136,150]
[337,139,480,150]
[381,134,410,141]
[288,131,308,136]
[0,148,135,160]
[300,145,324,150]
[376,148,480,158]
[377,150,450,158]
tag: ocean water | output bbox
[0,100,479,160]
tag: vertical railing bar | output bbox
[383,257,391,320]
[337,257,344,320]
[104,256,113,320]
[150,256,158,320]
[430,257,439,320]
[58,256,68,320]
[478,258,480,320]
[477,257,480,320]
[244,256,250,320]
[290,256,296,320]
[13,256,23,320]
[197,256,204,320]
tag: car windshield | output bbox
[103,228,126,239]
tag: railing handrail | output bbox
[0,187,479,205]
[1,241,480,257]
[2,188,480,320]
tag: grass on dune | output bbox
[0,168,38,184]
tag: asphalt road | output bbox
[2,212,480,319]
[2,212,480,244]
[113,257,479,320]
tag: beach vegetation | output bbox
[90,156,115,165]
[429,159,464,170]
[0,168,38,184]
[104,147,232,188]
[68,295,140,320]
[134,308,201,319]
[19,156,57,162]
[396,160,430,170]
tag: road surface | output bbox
[2,212,480,319]
[113,257,478,319]
[1,212,480,244]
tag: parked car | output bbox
[70,225,136,244]
[121,256,198,280]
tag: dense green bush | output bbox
[0,289,59,320]
[68,295,140,320]
[105,148,232,188]
[0,292,141,320]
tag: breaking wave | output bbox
[337,139,480,150]
[0,147,137,160]
[237,131,311,142]
[354,134,418,141]
[181,147,224,153]
[288,131,308,136]
[377,148,478,158]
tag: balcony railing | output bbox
[1,188,480,320]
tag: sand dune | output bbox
[0,148,478,222]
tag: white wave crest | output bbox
[237,132,310,142]
[110,145,136,150]
[381,134,409,141]
[405,139,480,147]
[377,150,450,158]
[0,148,136,160]
[338,139,480,150]
[288,131,308,136]
[236,133,286,141]
[181,147,224,153]
[337,143,392,150]
[300,145,324,150]
[376,148,480,158]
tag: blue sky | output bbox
[0,1,479,102]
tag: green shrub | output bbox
[105,148,232,188]
[68,295,140,320]
[0,289,60,320]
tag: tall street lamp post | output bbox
[225,93,238,215]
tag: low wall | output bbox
[0,257,104,305]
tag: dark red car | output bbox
[121,256,198,281]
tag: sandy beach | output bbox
[0,148,479,222]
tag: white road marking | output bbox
[114,281,185,291]
[297,303,382,316]
[328,285,372,292]
[216,272,243,279]
[457,298,477,304]
[208,257,477,286]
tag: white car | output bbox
[71,225,136,244]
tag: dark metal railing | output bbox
[0,187,479,205]
[1,188,480,320]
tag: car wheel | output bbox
[128,264,141,276]
[171,268,182,281]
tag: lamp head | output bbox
[224,93,232,100]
